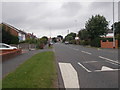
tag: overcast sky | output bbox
[2,1,118,38]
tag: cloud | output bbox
[2,2,118,38]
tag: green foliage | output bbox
[69,40,76,44]
[36,37,48,49]
[64,32,76,42]
[52,37,57,43]
[90,38,101,47]
[101,38,113,42]
[80,40,90,45]
[111,21,120,35]
[85,14,109,40]
[78,29,90,40]
[2,51,57,88]
[2,24,19,44]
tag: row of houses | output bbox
[1,23,37,42]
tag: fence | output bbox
[10,43,36,49]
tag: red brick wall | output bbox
[101,40,118,48]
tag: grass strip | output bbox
[2,51,57,88]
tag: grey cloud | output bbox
[2,2,118,37]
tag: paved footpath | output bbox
[2,49,52,78]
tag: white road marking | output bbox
[83,61,98,63]
[99,56,120,64]
[81,51,91,55]
[78,62,91,72]
[59,63,80,88]
[105,60,119,66]
[93,66,120,72]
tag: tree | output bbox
[57,35,63,40]
[78,29,90,40]
[85,15,109,40]
[111,21,120,35]
[52,37,57,43]
[64,32,76,41]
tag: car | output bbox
[65,41,69,44]
[0,43,17,50]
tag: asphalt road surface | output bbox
[54,43,119,89]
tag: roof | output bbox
[2,22,19,32]
[107,29,113,33]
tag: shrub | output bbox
[90,38,101,47]
[80,40,90,45]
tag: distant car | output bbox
[0,43,17,50]
[50,42,54,45]
[65,41,69,44]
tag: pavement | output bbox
[2,48,52,78]
[53,43,119,88]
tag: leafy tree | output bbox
[64,32,76,42]
[111,21,120,35]
[78,29,90,40]
[85,14,109,40]
[52,37,57,43]
[57,35,63,40]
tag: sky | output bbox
[2,0,119,38]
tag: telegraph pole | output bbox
[113,0,115,48]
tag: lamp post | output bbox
[113,0,115,48]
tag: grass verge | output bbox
[2,51,57,88]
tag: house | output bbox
[26,33,37,39]
[17,30,27,42]
[105,29,114,38]
[100,29,114,38]
[1,23,27,42]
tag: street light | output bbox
[113,0,115,48]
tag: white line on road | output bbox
[81,51,92,55]
[99,56,120,64]
[59,63,80,88]
[83,61,98,63]
[78,62,91,72]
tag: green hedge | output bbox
[90,38,101,47]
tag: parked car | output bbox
[0,43,17,50]
[65,41,69,44]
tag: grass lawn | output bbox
[2,51,57,88]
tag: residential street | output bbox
[54,43,119,88]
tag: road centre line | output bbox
[81,51,92,55]
[99,56,120,64]
[78,62,91,72]
[83,61,99,63]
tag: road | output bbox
[54,43,119,88]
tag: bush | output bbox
[70,40,76,44]
[80,40,90,45]
[90,38,101,47]
[101,38,113,42]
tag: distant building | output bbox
[105,29,114,38]
[101,29,114,38]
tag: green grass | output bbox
[2,51,57,88]
[48,46,53,49]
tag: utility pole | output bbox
[67,29,69,34]
[113,0,115,48]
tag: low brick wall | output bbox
[1,49,22,61]
[101,40,118,48]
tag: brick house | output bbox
[1,23,27,42]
